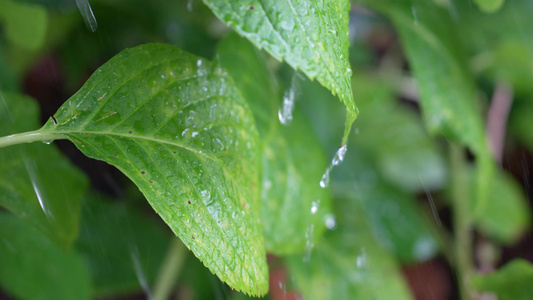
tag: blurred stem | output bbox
[0,130,63,149]
[153,238,187,300]
[450,144,474,300]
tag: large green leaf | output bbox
[76,193,170,297]
[218,33,331,255]
[0,213,92,300]
[0,92,88,248]
[471,259,533,300]
[203,0,357,143]
[287,194,413,300]
[361,0,494,212]
[36,44,267,295]
[0,0,48,50]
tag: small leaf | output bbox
[0,92,88,249]
[39,44,268,295]
[204,0,357,143]
[471,259,533,300]
[361,0,494,214]
[218,33,331,255]
[76,193,170,297]
[0,0,48,50]
[287,195,413,300]
[0,213,92,300]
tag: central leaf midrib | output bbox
[53,130,224,162]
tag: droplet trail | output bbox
[75,0,98,32]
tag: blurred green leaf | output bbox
[361,0,494,214]
[333,149,439,263]
[39,44,268,296]
[0,41,17,91]
[463,168,531,244]
[510,99,533,150]
[472,259,533,300]
[352,75,447,191]
[204,0,357,143]
[0,92,88,248]
[287,194,413,300]
[297,76,440,262]
[76,193,170,297]
[456,0,533,96]
[11,0,74,9]
[0,0,48,50]
[218,33,331,255]
[0,213,92,300]
[473,0,505,13]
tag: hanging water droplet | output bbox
[75,0,98,32]
[319,171,330,188]
[320,145,348,188]
[332,144,347,166]
[41,140,53,145]
[278,73,300,125]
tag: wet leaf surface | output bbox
[218,33,331,255]
[0,213,92,300]
[204,0,357,142]
[39,44,268,296]
[0,92,88,249]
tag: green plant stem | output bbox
[153,238,188,300]
[0,130,64,149]
[450,144,474,300]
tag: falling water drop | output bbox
[130,246,153,299]
[187,0,193,11]
[356,248,367,268]
[278,73,300,125]
[320,145,348,188]
[303,224,314,262]
[24,159,52,218]
[310,200,319,214]
[325,214,336,230]
[75,0,98,32]
[411,6,419,26]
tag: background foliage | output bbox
[0,0,532,299]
